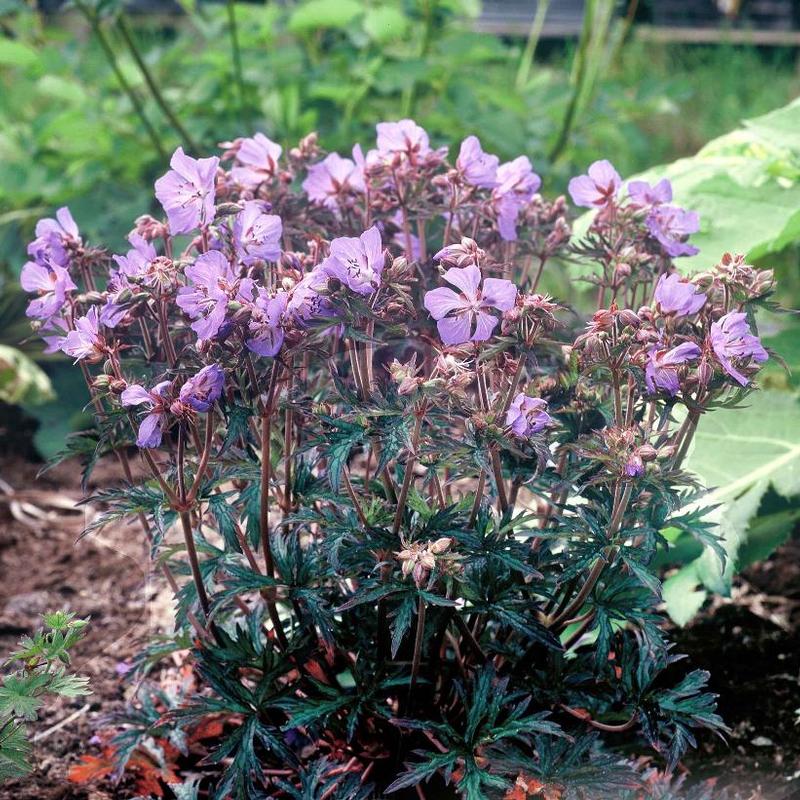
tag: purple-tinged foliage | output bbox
[23,124,777,800]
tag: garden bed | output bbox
[1,452,799,799]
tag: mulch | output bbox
[0,451,798,799]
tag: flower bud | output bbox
[429,537,452,555]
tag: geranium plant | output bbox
[20,120,775,799]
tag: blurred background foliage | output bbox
[0,0,799,621]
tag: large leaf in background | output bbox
[0,345,54,406]
[663,390,800,625]
[633,98,800,269]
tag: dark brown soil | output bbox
[0,455,162,800]
[0,452,799,799]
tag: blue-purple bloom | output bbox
[424,265,517,345]
[60,306,104,362]
[20,260,77,321]
[627,178,672,207]
[645,341,701,395]
[27,207,81,269]
[493,157,541,241]
[710,312,768,386]
[653,272,706,316]
[321,225,384,296]
[456,136,499,189]
[179,364,225,412]
[302,148,365,211]
[177,251,253,341]
[155,147,219,234]
[375,119,432,162]
[246,289,288,357]
[233,201,282,266]
[230,133,282,189]
[286,268,335,325]
[506,394,551,437]
[568,160,621,208]
[121,380,172,448]
[102,234,158,327]
[646,205,700,257]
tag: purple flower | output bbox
[653,273,706,316]
[102,234,159,327]
[286,268,335,325]
[493,156,541,241]
[710,312,768,386]
[424,265,517,345]
[121,380,172,448]
[506,394,551,437]
[60,307,104,362]
[375,119,431,162]
[645,341,701,395]
[321,225,384,297]
[646,205,700,258]
[302,148,365,211]
[624,454,645,478]
[246,289,288,357]
[154,147,219,235]
[177,251,253,342]
[230,133,282,189]
[27,207,81,268]
[20,260,77,321]
[628,178,672,207]
[233,202,282,265]
[179,364,225,412]
[568,160,621,208]
[456,136,499,189]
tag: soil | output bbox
[0,451,799,799]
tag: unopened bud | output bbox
[429,537,452,555]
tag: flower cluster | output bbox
[21,123,775,799]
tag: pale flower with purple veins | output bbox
[233,201,282,265]
[247,289,288,357]
[20,260,77,321]
[302,147,365,211]
[424,265,517,345]
[230,133,283,189]
[60,307,105,363]
[627,178,672,207]
[568,160,621,208]
[27,207,82,268]
[506,394,551,437]
[493,156,541,241]
[710,312,768,386]
[653,272,706,317]
[154,147,219,234]
[456,136,499,189]
[179,364,225,412]
[321,225,384,296]
[645,341,701,395]
[121,380,173,448]
[286,268,335,325]
[177,251,253,341]
[646,205,700,257]
[375,119,431,161]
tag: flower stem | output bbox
[116,13,200,153]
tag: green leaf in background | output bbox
[633,98,800,270]
[663,390,800,625]
[288,0,364,34]
[0,345,55,406]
